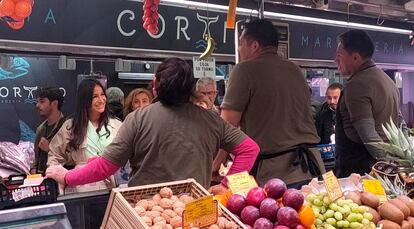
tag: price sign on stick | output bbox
[363,180,387,203]
[323,171,343,201]
[182,195,218,229]
[226,171,258,197]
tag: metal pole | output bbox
[259,0,265,19]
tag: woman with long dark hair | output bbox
[46,58,259,194]
[47,78,122,167]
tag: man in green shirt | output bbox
[221,19,324,187]
[334,30,400,177]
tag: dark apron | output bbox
[335,94,375,178]
[250,144,323,185]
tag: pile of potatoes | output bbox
[345,191,414,229]
[133,187,238,229]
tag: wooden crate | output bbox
[101,179,247,229]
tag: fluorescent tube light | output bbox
[119,72,154,80]
[160,0,412,35]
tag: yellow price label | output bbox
[182,196,218,229]
[226,171,258,197]
[26,174,42,179]
[363,180,387,203]
[323,171,343,201]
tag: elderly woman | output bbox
[46,58,259,193]
[106,87,124,121]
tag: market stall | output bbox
[0,0,413,228]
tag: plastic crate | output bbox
[101,178,247,229]
[317,144,335,160]
[0,174,58,210]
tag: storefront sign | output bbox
[0,0,237,55]
[193,57,216,78]
[0,55,76,144]
[289,21,414,65]
[0,0,412,65]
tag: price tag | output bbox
[12,187,34,202]
[322,171,343,201]
[226,171,258,197]
[363,180,387,203]
[192,57,216,79]
[182,196,218,229]
[27,174,42,179]
[20,176,44,188]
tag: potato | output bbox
[141,216,153,226]
[153,216,167,225]
[160,187,173,198]
[164,209,177,217]
[226,220,237,229]
[154,221,167,228]
[345,191,362,205]
[406,217,414,229]
[217,217,228,228]
[170,195,179,203]
[401,220,411,229]
[398,196,414,217]
[174,207,184,216]
[146,210,161,219]
[160,198,174,209]
[134,206,146,216]
[209,224,220,229]
[170,216,182,228]
[147,200,157,210]
[151,225,163,229]
[173,201,185,209]
[153,194,162,203]
[379,202,405,224]
[162,209,177,224]
[136,199,149,210]
[389,199,411,219]
[180,194,194,204]
[361,192,380,209]
[366,206,381,224]
[218,207,223,217]
[378,220,402,229]
[152,206,164,213]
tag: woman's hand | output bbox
[208,184,228,196]
[45,165,68,186]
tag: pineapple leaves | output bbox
[373,117,414,169]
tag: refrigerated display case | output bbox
[0,203,71,228]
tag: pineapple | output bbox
[368,118,414,168]
[368,118,414,197]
